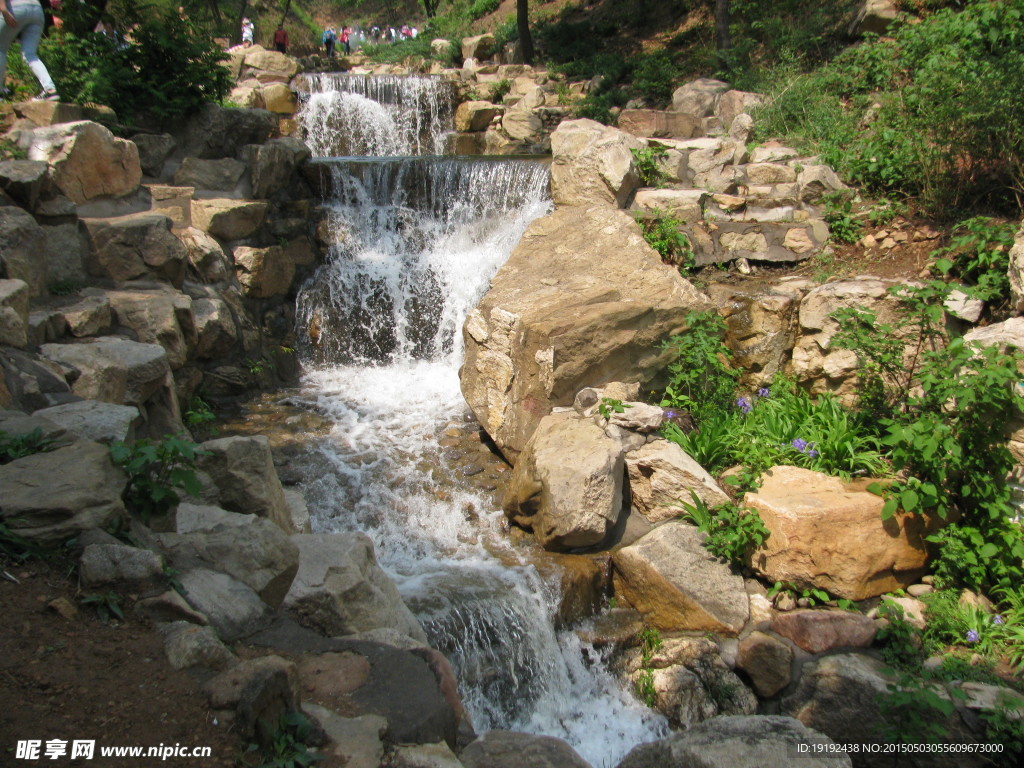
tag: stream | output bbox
[283,72,668,766]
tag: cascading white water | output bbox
[293,74,668,767]
[296,73,454,157]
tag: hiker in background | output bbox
[340,25,350,55]
[0,0,60,101]
[322,25,335,57]
[273,22,287,53]
[241,16,254,47]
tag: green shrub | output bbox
[630,50,677,106]
[931,216,1017,305]
[678,491,770,565]
[110,436,206,521]
[822,193,862,244]
[42,12,230,125]
[0,428,57,464]
[636,209,693,270]
[468,0,501,20]
[658,311,739,421]
[631,146,669,187]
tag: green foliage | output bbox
[467,0,501,20]
[875,672,960,746]
[630,146,669,188]
[362,35,434,65]
[597,397,630,420]
[634,626,663,707]
[630,50,678,106]
[0,428,57,464]
[766,580,833,608]
[47,278,84,296]
[184,396,218,438]
[667,379,888,480]
[822,193,862,244]
[751,1,1024,218]
[42,12,230,125]
[658,311,739,421]
[931,216,1017,305]
[490,78,512,103]
[0,138,27,161]
[109,436,206,522]
[80,591,125,624]
[247,711,323,768]
[636,210,693,270]
[876,600,924,670]
[866,198,908,228]
[0,521,45,561]
[678,491,770,565]
[979,691,1024,768]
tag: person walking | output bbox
[272,23,288,53]
[339,25,350,55]
[0,0,59,101]
[240,16,254,47]
[322,25,335,58]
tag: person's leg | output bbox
[16,4,57,94]
[0,14,20,94]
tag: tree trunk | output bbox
[715,0,731,67]
[279,0,292,26]
[517,0,534,65]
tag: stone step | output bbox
[685,219,830,266]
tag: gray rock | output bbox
[0,441,126,544]
[177,104,276,160]
[612,521,749,635]
[177,568,273,642]
[0,159,50,209]
[0,279,29,348]
[283,488,312,534]
[173,157,248,194]
[737,631,794,698]
[0,408,69,445]
[616,715,851,768]
[133,589,208,625]
[131,133,176,177]
[161,620,236,670]
[79,543,163,587]
[283,532,427,643]
[461,731,592,768]
[248,137,310,200]
[177,227,232,283]
[42,223,88,284]
[0,205,48,296]
[62,295,113,338]
[304,703,386,768]
[202,654,299,709]
[0,348,73,412]
[33,400,141,445]
[197,435,293,532]
[102,288,196,370]
[390,742,464,768]
[159,503,299,607]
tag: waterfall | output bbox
[296,73,455,157]
[294,71,667,767]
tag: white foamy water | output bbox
[297,73,454,157]
[293,79,667,767]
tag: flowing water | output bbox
[293,74,667,766]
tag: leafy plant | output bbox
[246,711,323,768]
[634,626,664,707]
[875,672,960,747]
[658,311,739,421]
[467,0,502,21]
[80,591,125,624]
[109,436,206,521]
[931,216,1017,305]
[597,397,631,420]
[767,580,832,608]
[866,198,908,228]
[822,193,862,244]
[979,691,1024,768]
[630,146,669,187]
[184,396,217,438]
[636,210,693,270]
[678,491,769,565]
[876,600,924,670]
[0,429,57,464]
[0,521,45,561]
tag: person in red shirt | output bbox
[340,25,350,54]
[273,23,288,53]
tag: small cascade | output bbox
[293,70,668,766]
[296,73,455,157]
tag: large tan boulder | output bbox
[460,206,710,462]
[233,245,295,298]
[671,79,730,120]
[550,119,644,208]
[500,110,544,143]
[625,439,730,524]
[617,109,700,140]
[612,521,749,635]
[28,120,141,204]
[455,100,503,132]
[746,466,932,600]
[503,412,624,551]
[242,47,300,82]
[260,83,297,114]
[461,34,496,62]
[83,212,188,287]
[177,227,232,283]
[1008,224,1024,313]
[191,198,268,240]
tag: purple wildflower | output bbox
[758,387,771,398]
[664,409,679,419]
[791,438,809,452]
[994,615,1005,626]
[737,396,752,414]
[966,629,980,644]
[808,449,820,458]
